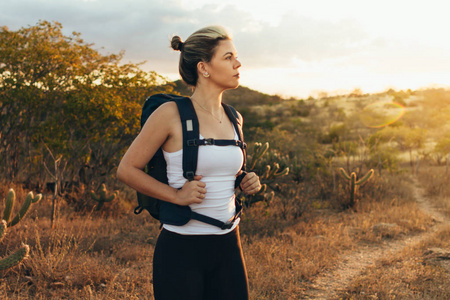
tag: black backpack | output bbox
[134,94,247,229]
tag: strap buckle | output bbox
[187,139,197,146]
[185,171,195,181]
[235,140,247,149]
[221,221,234,230]
[205,138,215,145]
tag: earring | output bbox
[203,72,210,78]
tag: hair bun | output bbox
[171,36,184,52]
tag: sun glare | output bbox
[359,102,406,128]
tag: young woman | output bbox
[117,25,261,300]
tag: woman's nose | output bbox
[235,59,241,69]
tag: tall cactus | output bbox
[0,220,6,243]
[338,168,374,208]
[248,142,270,170]
[241,142,289,207]
[1,188,41,270]
[0,220,29,271]
[90,184,118,210]
[3,189,42,227]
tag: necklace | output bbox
[192,99,224,123]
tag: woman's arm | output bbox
[117,102,206,206]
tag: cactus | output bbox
[338,168,374,208]
[0,220,6,243]
[90,184,118,210]
[0,220,29,270]
[1,188,40,271]
[3,189,42,227]
[240,142,289,207]
[0,242,30,271]
[261,163,290,179]
[248,142,269,170]
[3,190,14,224]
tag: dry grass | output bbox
[242,172,434,299]
[0,170,438,299]
[335,164,450,300]
[0,211,159,299]
[417,165,450,217]
[0,183,159,300]
[339,226,450,300]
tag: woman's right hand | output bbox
[175,175,206,206]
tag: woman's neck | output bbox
[190,87,223,111]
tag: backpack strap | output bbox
[174,97,199,181]
[186,138,245,148]
[222,104,247,171]
[191,209,242,229]
[222,104,247,189]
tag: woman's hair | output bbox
[171,26,231,86]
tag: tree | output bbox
[0,21,171,187]
[434,135,450,173]
[374,126,426,168]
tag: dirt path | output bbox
[302,177,449,300]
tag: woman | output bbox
[117,25,261,299]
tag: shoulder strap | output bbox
[174,97,199,181]
[222,104,246,172]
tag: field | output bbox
[1,163,449,299]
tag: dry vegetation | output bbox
[336,165,450,300]
[417,165,450,217]
[0,166,442,299]
[3,87,450,299]
[339,226,450,300]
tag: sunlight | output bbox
[359,101,405,128]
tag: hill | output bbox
[170,80,283,108]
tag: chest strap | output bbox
[187,138,246,149]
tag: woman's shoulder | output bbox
[141,101,180,131]
[151,101,179,119]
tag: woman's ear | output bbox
[197,61,210,78]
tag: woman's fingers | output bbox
[240,172,261,195]
[176,177,207,205]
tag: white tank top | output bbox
[162,129,244,235]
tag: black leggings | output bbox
[153,227,249,300]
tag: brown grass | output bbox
[339,226,450,300]
[334,164,450,300]
[0,170,438,299]
[417,165,450,217]
[241,171,433,299]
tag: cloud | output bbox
[1,0,371,72]
[233,14,370,68]
[3,0,446,98]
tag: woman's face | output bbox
[204,39,241,90]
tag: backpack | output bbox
[134,93,247,229]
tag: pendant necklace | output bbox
[192,99,224,123]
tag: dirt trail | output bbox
[302,177,449,300]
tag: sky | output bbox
[1,0,450,98]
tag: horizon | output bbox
[1,0,449,98]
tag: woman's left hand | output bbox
[239,172,261,195]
